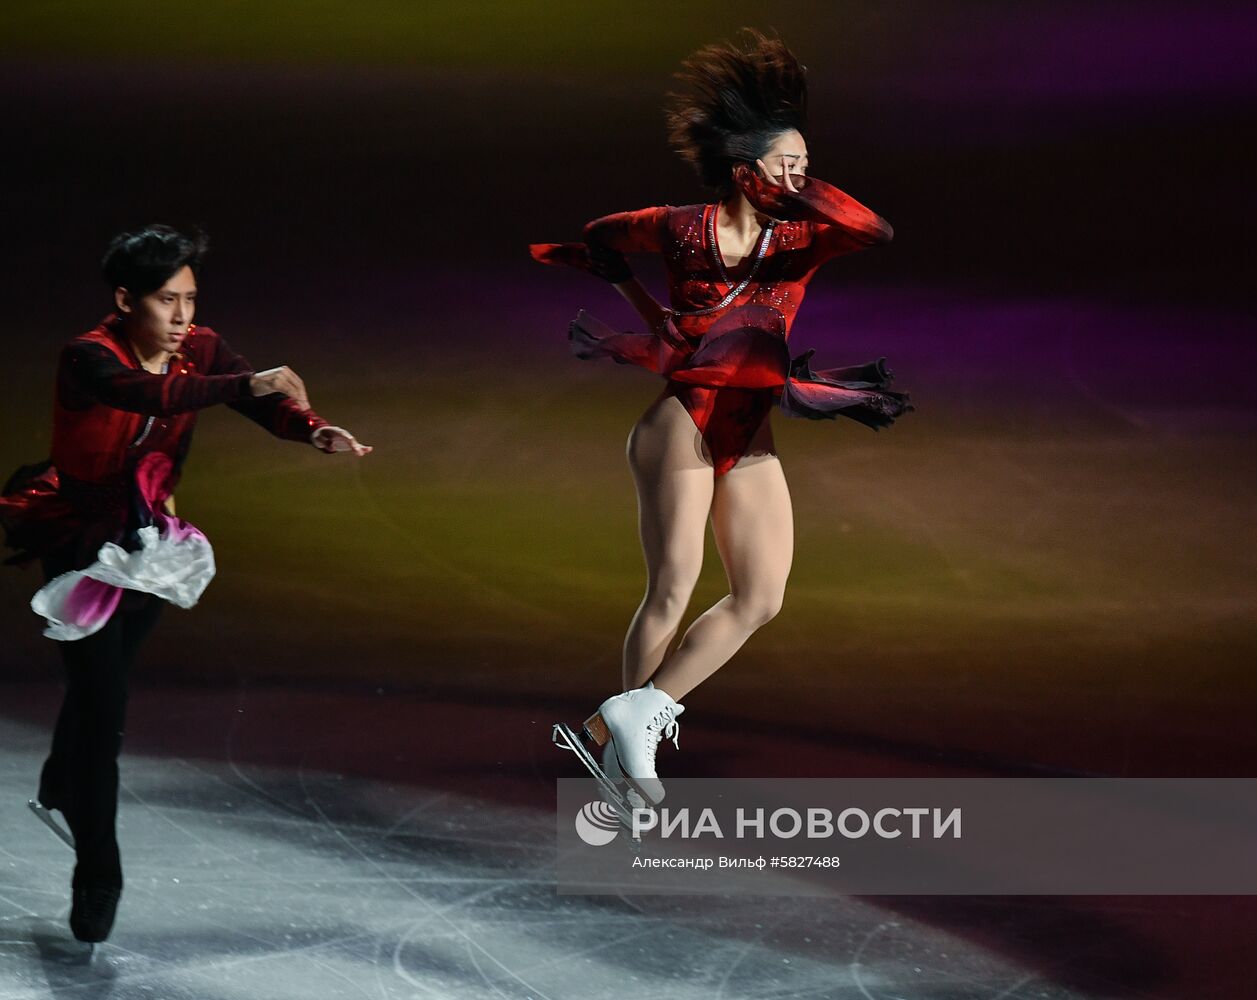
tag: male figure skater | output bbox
[0,225,370,945]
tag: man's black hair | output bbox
[101,225,209,297]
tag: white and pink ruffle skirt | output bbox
[23,453,216,641]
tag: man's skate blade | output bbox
[28,799,75,850]
[551,724,642,831]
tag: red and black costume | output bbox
[2,314,327,569]
[530,172,912,474]
[0,314,328,905]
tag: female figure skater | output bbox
[0,225,370,944]
[532,31,910,807]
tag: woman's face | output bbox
[760,129,809,184]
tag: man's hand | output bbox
[250,366,311,410]
[311,426,372,456]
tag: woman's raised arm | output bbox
[740,162,893,263]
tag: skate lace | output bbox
[644,706,681,766]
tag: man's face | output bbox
[116,265,197,359]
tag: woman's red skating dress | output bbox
[531,172,912,475]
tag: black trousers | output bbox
[38,553,162,889]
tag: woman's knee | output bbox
[643,568,701,620]
[732,589,785,629]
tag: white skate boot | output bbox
[584,682,683,806]
[601,739,647,812]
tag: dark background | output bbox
[2,0,1255,769]
[2,1,1255,773]
[2,3,1256,996]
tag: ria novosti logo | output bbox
[575,801,964,846]
[574,801,622,846]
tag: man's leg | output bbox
[38,586,162,940]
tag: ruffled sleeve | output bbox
[581,206,670,254]
[735,169,893,263]
[530,206,670,283]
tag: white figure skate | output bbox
[601,739,646,812]
[551,721,639,833]
[584,682,683,807]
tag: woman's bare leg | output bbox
[649,441,794,702]
[622,394,714,691]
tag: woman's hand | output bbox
[755,155,800,193]
[653,310,688,350]
[250,366,311,410]
[311,426,372,456]
[641,299,671,333]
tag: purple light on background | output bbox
[879,4,1257,106]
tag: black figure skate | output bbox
[28,798,74,850]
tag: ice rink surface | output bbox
[1,683,1243,1000]
[2,8,1255,995]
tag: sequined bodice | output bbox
[530,176,897,476]
[663,204,819,341]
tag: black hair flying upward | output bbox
[101,225,209,297]
[665,28,809,197]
